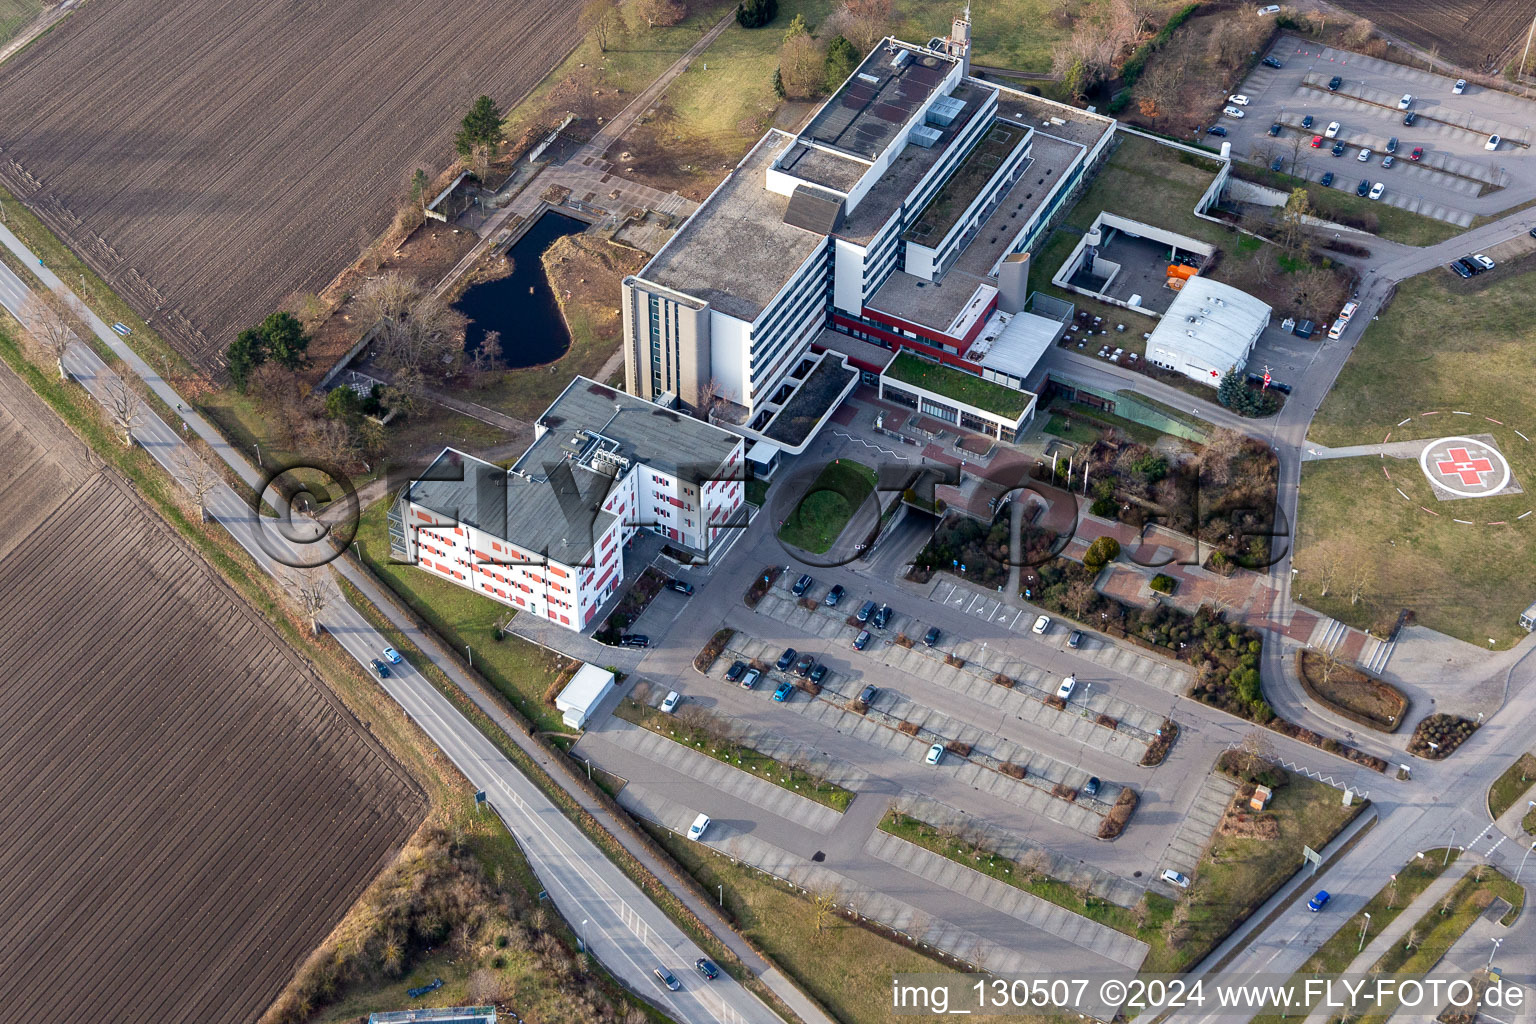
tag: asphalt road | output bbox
[0,233,790,1024]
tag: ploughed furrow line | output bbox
[0,0,586,364]
[0,461,423,1024]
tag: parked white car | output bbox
[1357,148,1372,162]
[1472,253,1495,270]
[660,690,681,713]
[1056,674,1077,700]
[925,743,945,765]
[1369,182,1385,200]
[1398,93,1413,109]
[1486,134,1502,151]
[1162,869,1191,888]
[1032,614,1051,635]
[1256,4,1280,13]
[1227,93,1250,106]
[1222,105,1246,119]
[688,813,711,841]
[1453,78,1467,94]
[1324,121,1341,138]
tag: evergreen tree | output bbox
[225,328,266,392]
[455,95,503,157]
[824,34,859,90]
[737,0,777,29]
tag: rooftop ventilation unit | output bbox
[857,72,881,85]
[909,124,943,148]
[891,48,913,70]
[926,94,966,127]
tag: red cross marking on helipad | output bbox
[1436,447,1494,486]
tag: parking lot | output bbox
[1218,37,1536,225]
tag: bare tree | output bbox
[1344,552,1375,607]
[1198,428,1247,487]
[357,272,466,379]
[1313,646,1344,689]
[1303,538,1346,598]
[634,0,685,28]
[171,446,221,522]
[289,569,330,636]
[812,887,840,933]
[308,417,357,468]
[1139,57,1187,123]
[579,0,623,52]
[1064,579,1097,618]
[1239,729,1275,776]
[21,290,87,378]
[103,377,144,446]
[473,329,503,374]
[1017,846,1052,879]
[466,967,504,1003]
[779,30,826,100]
[832,0,893,54]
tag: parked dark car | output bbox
[725,660,747,682]
[1458,256,1484,275]
[1084,776,1101,798]
[1267,122,1282,137]
[791,573,813,597]
[1385,136,1398,154]
[1206,125,1228,137]
[1403,110,1418,126]
[824,584,845,607]
[1356,179,1370,197]
[853,630,872,651]
[858,684,879,706]
[794,654,814,677]
[1327,75,1342,90]
[1270,156,1284,172]
[1319,171,1334,187]
[371,658,390,679]
[1301,114,1314,129]
[1448,260,1472,279]
[872,604,893,630]
[856,599,876,623]
[667,579,694,595]
[923,626,941,647]
[775,648,797,671]
[653,967,681,991]
[1067,630,1083,649]
[1331,141,1345,157]
[1308,890,1331,912]
[809,663,828,683]
[694,958,720,981]
[620,634,650,648]
[1262,55,1284,68]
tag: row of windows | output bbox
[900,97,998,230]
[748,248,832,385]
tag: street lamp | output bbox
[580,917,588,952]
[1487,937,1502,968]
[1445,829,1455,866]
[1358,911,1371,952]
[1516,838,1535,885]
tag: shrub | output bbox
[898,720,920,736]
[1097,788,1139,840]
[1082,535,1121,572]
[944,653,965,668]
[693,628,735,673]
[992,673,1014,688]
[1149,573,1178,595]
[1096,713,1119,730]
[1141,720,1179,766]
[743,565,782,607]
[736,0,777,28]
[1052,783,1078,802]
[1000,762,1026,779]
[944,740,972,757]
[1091,495,1117,517]
[1408,714,1477,759]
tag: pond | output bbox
[456,211,587,369]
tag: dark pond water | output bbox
[456,211,587,369]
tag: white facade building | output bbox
[1145,277,1271,386]
[391,378,745,632]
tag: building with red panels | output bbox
[390,377,745,632]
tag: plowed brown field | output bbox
[0,0,583,369]
[1325,0,1533,71]
[0,359,424,1024]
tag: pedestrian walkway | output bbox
[1298,858,1473,1024]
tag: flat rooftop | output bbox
[640,130,825,322]
[868,269,996,337]
[950,131,1084,278]
[521,377,742,483]
[992,87,1116,151]
[836,80,993,245]
[776,142,868,193]
[883,350,1033,419]
[904,120,1030,245]
[812,326,897,372]
[803,41,957,160]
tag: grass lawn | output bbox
[355,498,576,734]
[1247,848,1460,1024]
[1044,413,1103,445]
[1232,163,1464,247]
[884,351,1031,418]
[615,697,854,811]
[879,811,1173,960]
[1296,267,1536,647]
[1489,753,1536,818]
[1350,867,1523,1024]
[1066,135,1227,244]
[0,0,41,41]
[1155,768,1363,973]
[646,823,1048,1024]
[778,458,877,553]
